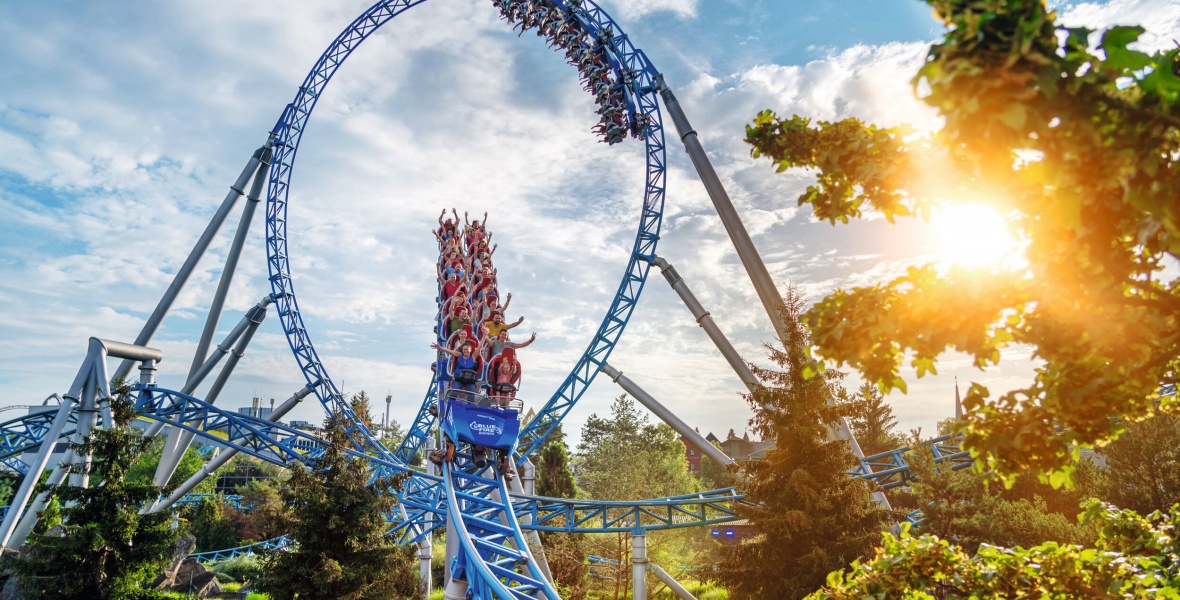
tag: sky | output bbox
[1,0,1177,451]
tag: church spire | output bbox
[954,375,962,420]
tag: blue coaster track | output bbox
[264,0,665,469]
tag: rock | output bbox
[153,556,225,597]
[151,534,197,590]
[186,570,222,597]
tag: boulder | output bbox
[150,534,197,590]
[153,556,223,597]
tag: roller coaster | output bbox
[13,0,1154,598]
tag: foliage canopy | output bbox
[812,500,1180,599]
[745,0,1180,481]
[256,414,417,600]
[717,287,889,600]
[3,393,178,600]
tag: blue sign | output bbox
[443,401,520,450]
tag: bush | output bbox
[209,554,264,584]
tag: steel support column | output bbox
[632,528,648,600]
[146,384,312,514]
[656,78,791,345]
[419,536,433,599]
[650,563,697,600]
[656,78,889,511]
[112,146,267,381]
[154,302,268,488]
[649,256,759,391]
[600,363,733,468]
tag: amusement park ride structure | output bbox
[0,1,1004,598]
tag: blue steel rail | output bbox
[188,535,292,564]
[0,409,78,474]
[444,461,560,599]
[507,0,668,462]
[125,385,739,537]
[510,488,741,533]
[262,0,667,473]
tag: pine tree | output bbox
[717,286,890,600]
[189,496,239,552]
[844,382,900,457]
[532,424,588,599]
[256,413,417,600]
[536,424,577,500]
[2,393,179,600]
[578,396,700,598]
[349,391,375,430]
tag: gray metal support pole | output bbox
[443,510,464,600]
[68,371,100,489]
[143,295,273,439]
[7,448,75,549]
[154,304,267,488]
[656,78,889,510]
[521,458,536,496]
[187,146,272,379]
[113,146,266,382]
[649,564,697,600]
[632,529,648,600]
[656,78,791,345]
[5,339,162,546]
[0,379,80,548]
[507,467,555,585]
[147,385,313,513]
[419,537,433,599]
[600,363,733,468]
[650,257,759,392]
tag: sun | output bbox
[932,203,1023,269]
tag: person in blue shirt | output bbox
[432,340,483,393]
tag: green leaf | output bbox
[1100,26,1150,71]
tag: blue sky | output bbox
[1,0,1177,446]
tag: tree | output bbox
[843,383,902,457]
[536,424,577,499]
[577,395,700,599]
[532,425,588,599]
[3,393,179,600]
[0,472,18,506]
[812,500,1180,598]
[900,434,1095,554]
[698,440,736,491]
[1077,412,1180,516]
[190,496,240,552]
[577,395,698,503]
[717,286,890,600]
[256,413,417,600]
[744,0,1180,482]
[127,437,216,495]
[230,477,288,544]
[350,391,375,430]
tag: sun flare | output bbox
[933,203,1023,269]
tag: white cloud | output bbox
[599,0,698,21]
[1057,0,1180,53]
[7,0,1125,458]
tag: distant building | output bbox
[680,432,721,474]
[681,430,774,472]
[237,406,273,420]
[289,420,314,431]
